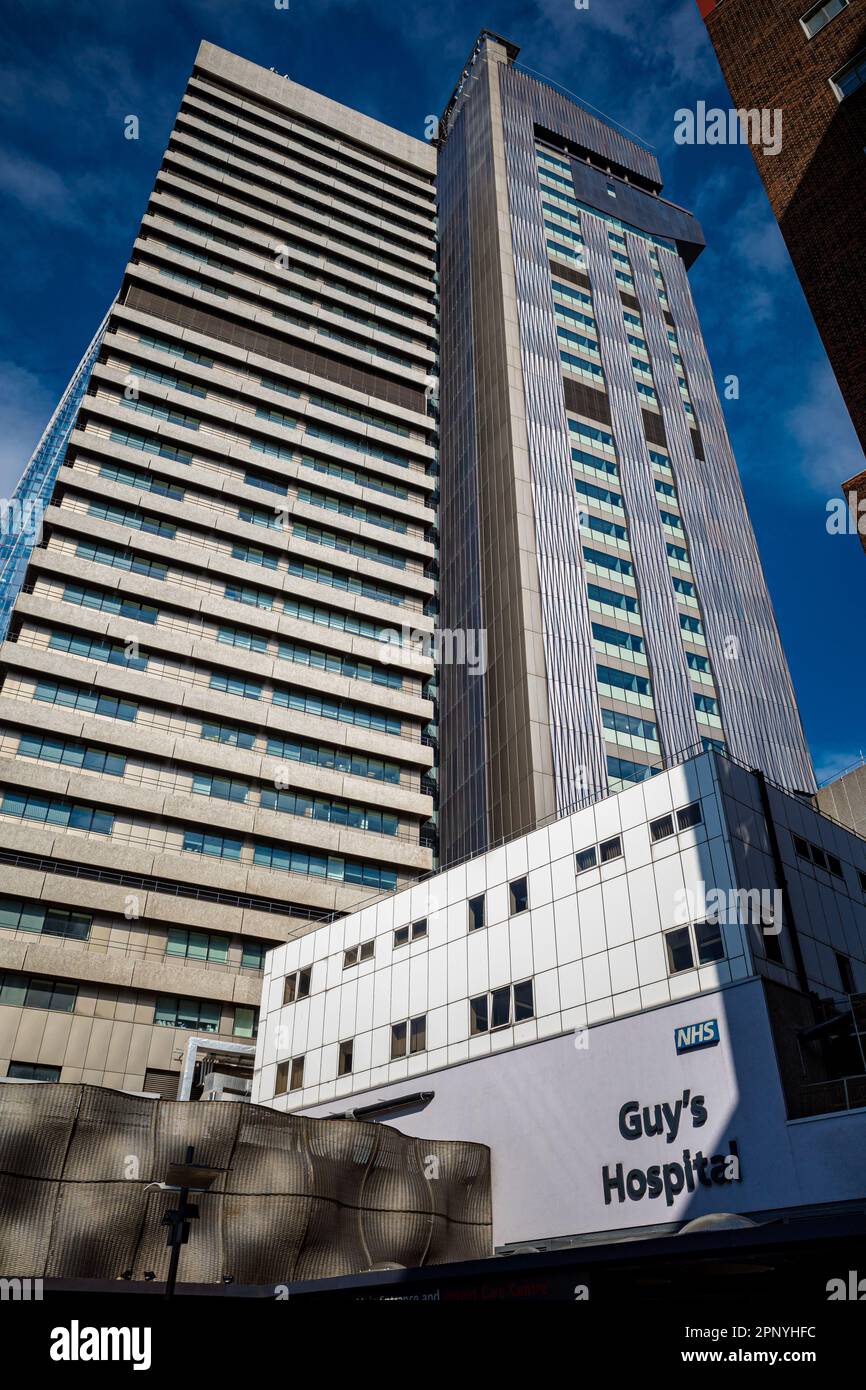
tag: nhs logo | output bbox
[674,1018,720,1055]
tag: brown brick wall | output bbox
[704,0,866,453]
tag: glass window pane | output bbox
[491,986,511,1030]
[470,995,488,1035]
[391,1022,407,1059]
[513,980,534,1022]
[695,920,725,964]
[665,927,694,974]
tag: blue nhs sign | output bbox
[674,1018,720,1055]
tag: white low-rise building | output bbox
[253,752,866,1248]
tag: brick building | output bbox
[697,1,866,464]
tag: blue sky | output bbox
[1,0,863,783]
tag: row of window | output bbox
[792,832,866,893]
[26,678,408,787]
[0,969,259,1035]
[0,791,398,891]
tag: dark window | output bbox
[676,802,702,831]
[277,1055,305,1093]
[7,1061,61,1082]
[468,895,486,932]
[470,994,488,1035]
[490,986,511,1030]
[575,846,597,874]
[665,927,694,974]
[810,844,829,871]
[599,835,622,864]
[513,979,535,1022]
[391,1021,407,1059]
[859,870,866,895]
[801,0,848,40]
[836,952,855,994]
[283,968,311,1005]
[344,940,374,967]
[0,973,76,1013]
[290,1056,305,1090]
[410,1014,426,1053]
[826,853,844,879]
[694,920,725,965]
[650,814,675,843]
[411,918,427,940]
[763,929,784,966]
[792,834,811,860]
[241,942,266,970]
[338,1039,353,1076]
[393,926,410,948]
[509,877,528,915]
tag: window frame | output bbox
[799,0,848,40]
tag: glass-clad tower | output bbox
[437,31,814,863]
[0,43,438,1092]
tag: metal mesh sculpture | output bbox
[0,1084,492,1283]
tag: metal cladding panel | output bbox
[658,252,816,793]
[0,1084,492,1281]
[438,109,489,863]
[567,160,706,266]
[439,78,492,864]
[581,216,702,761]
[498,68,609,812]
[507,66,661,188]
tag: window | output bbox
[665,920,727,974]
[233,1006,258,1038]
[664,927,694,974]
[275,1055,305,1095]
[468,894,486,932]
[836,952,855,994]
[859,870,866,895]
[0,896,90,942]
[599,835,622,864]
[338,1039,353,1076]
[793,834,811,860]
[183,830,242,861]
[826,853,844,879]
[764,929,784,966]
[810,844,829,872]
[0,972,77,1012]
[509,877,528,915]
[7,1062,61,1082]
[830,48,866,100]
[575,846,598,874]
[343,940,374,968]
[283,969,311,1005]
[513,979,535,1022]
[241,942,266,970]
[650,813,675,843]
[391,1014,427,1059]
[470,980,534,1034]
[154,996,221,1032]
[394,918,427,947]
[606,182,617,197]
[800,0,848,38]
[694,920,725,965]
[677,802,702,831]
[166,928,228,964]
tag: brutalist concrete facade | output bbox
[0,43,438,1093]
[698,0,866,457]
[437,32,814,865]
